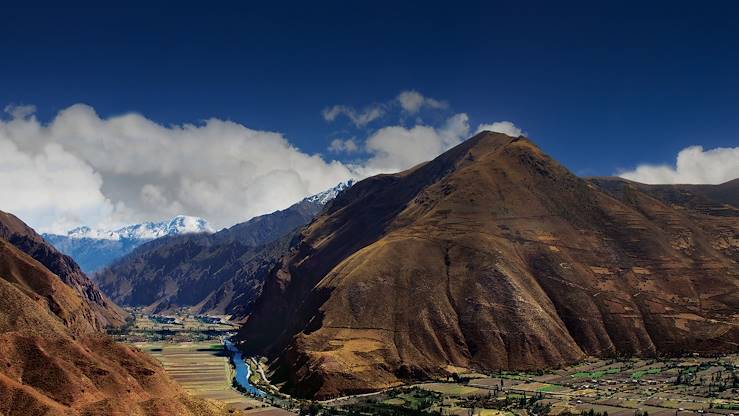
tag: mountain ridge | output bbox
[0,210,127,329]
[43,215,213,274]
[95,181,355,315]
[0,213,233,415]
[63,215,213,240]
[237,132,739,399]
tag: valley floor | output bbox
[316,355,739,416]
[115,310,294,415]
[111,311,738,416]
[136,342,292,415]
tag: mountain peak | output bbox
[303,180,356,205]
[63,215,213,241]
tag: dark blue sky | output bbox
[2,1,738,176]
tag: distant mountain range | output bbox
[43,215,213,274]
[95,180,354,316]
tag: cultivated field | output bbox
[321,355,739,416]
[133,342,292,415]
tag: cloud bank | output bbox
[1,105,353,232]
[618,145,739,185]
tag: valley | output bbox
[109,309,240,343]
[110,312,739,416]
[112,311,294,414]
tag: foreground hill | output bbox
[0,218,234,415]
[43,215,213,274]
[96,181,352,315]
[0,211,127,329]
[237,132,739,399]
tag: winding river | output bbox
[223,339,267,397]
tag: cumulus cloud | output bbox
[0,138,123,233]
[328,138,359,154]
[322,104,385,127]
[397,90,448,114]
[476,121,524,137]
[357,113,470,176]
[0,104,355,232]
[618,145,739,184]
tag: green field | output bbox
[572,367,621,379]
[631,367,662,379]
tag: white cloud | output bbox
[323,91,447,127]
[357,113,470,176]
[397,90,448,114]
[476,121,523,137]
[0,104,355,232]
[322,104,384,127]
[328,138,359,154]
[0,138,123,233]
[618,145,739,184]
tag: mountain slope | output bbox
[96,182,353,315]
[0,210,127,329]
[592,177,739,217]
[0,224,233,415]
[43,215,213,274]
[237,132,739,399]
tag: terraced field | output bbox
[135,342,292,415]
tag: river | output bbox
[223,339,267,397]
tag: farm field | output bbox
[135,342,291,414]
[110,309,240,343]
[117,313,737,416]
[319,355,739,416]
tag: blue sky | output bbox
[1,1,738,231]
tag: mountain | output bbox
[0,214,233,415]
[0,210,126,329]
[236,132,739,399]
[43,215,213,274]
[214,181,353,246]
[591,177,739,217]
[65,215,213,240]
[95,181,354,316]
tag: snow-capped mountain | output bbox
[43,215,213,274]
[304,179,355,205]
[43,181,353,276]
[66,215,213,241]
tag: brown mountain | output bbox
[592,177,739,217]
[237,132,739,399]
[0,218,233,415]
[0,210,126,329]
